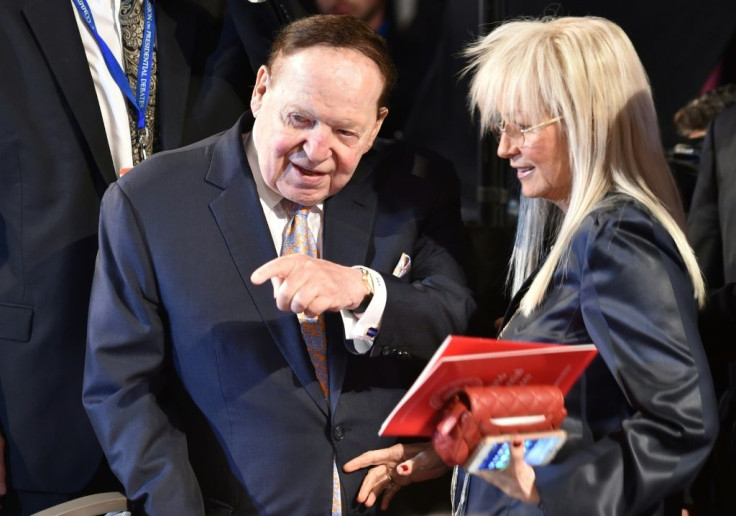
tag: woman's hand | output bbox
[343,442,448,511]
[476,437,540,505]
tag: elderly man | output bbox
[83,14,473,515]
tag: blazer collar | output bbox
[322,153,377,267]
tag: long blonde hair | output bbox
[464,16,705,314]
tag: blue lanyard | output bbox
[72,0,156,131]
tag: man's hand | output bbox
[343,442,447,511]
[251,255,369,317]
[476,437,540,505]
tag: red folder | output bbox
[379,335,598,437]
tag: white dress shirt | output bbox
[71,0,137,175]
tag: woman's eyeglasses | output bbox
[491,116,563,146]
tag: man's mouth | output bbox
[291,163,327,181]
[293,163,317,174]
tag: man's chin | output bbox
[280,190,329,207]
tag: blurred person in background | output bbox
[0,1,280,513]
[687,98,736,515]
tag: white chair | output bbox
[29,492,129,516]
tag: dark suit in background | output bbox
[83,113,474,514]
[688,103,736,355]
[687,103,736,515]
[0,1,278,512]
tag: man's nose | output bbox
[303,126,333,162]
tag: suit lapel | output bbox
[154,0,192,149]
[323,159,377,412]
[323,160,377,266]
[207,118,328,415]
[23,0,116,185]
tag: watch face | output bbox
[362,268,375,294]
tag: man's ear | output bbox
[250,65,271,116]
[364,107,389,152]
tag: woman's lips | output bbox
[516,167,535,180]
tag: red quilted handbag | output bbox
[432,385,566,466]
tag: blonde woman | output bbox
[345,16,718,516]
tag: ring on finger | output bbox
[385,473,394,490]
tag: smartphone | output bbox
[464,430,567,473]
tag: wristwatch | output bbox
[355,267,374,313]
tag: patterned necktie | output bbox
[119,0,158,165]
[280,200,329,397]
[280,200,342,515]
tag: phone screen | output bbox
[471,433,565,471]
